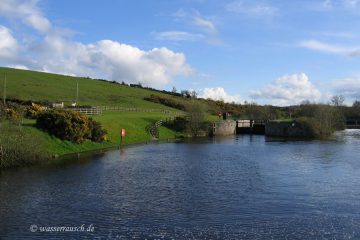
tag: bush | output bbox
[88,119,108,142]
[36,110,107,143]
[0,101,25,124]
[296,117,322,138]
[26,103,45,119]
[144,94,186,111]
[0,122,48,169]
[164,116,188,132]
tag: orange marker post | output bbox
[120,128,126,146]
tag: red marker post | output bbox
[120,128,126,147]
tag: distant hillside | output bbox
[0,67,179,110]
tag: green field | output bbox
[0,67,179,109]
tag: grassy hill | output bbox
[0,67,190,156]
[0,67,179,109]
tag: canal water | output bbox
[1,130,360,239]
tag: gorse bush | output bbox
[88,119,108,142]
[0,122,48,169]
[36,110,107,143]
[144,94,187,111]
[26,103,45,119]
[0,101,24,124]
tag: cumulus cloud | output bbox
[28,35,193,86]
[153,31,204,42]
[0,0,51,33]
[0,26,18,59]
[332,77,360,99]
[0,0,194,87]
[225,0,278,16]
[199,87,241,103]
[250,73,321,106]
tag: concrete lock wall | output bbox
[212,120,237,136]
[265,121,312,138]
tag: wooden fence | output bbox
[94,106,181,115]
[68,108,102,115]
[66,106,182,116]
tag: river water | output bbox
[1,130,360,239]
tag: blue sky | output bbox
[1,0,360,105]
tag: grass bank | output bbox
[0,67,183,109]
[0,122,48,169]
[21,111,182,156]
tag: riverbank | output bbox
[0,111,184,169]
[23,111,182,155]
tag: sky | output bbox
[0,0,360,106]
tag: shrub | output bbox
[88,118,108,142]
[144,94,186,111]
[296,117,322,138]
[26,103,45,119]
[36,110,107,143]
[164,116,187,132]
[0,101,24,124]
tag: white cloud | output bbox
[199,87,241,103]
[299,40,360,57]
[168,9,220,44]
[225,0,278,16]
[7,64,29,70]
[153,31,204,41]
[250,73,321,106]
[193,17,217,34]
[30,35,194,86]
[0,26,18,59]
[0,0,51,33]
[332,77,360,99]
[0,0,194,87]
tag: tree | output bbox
[190,90,197,99]
[331,95,345,106]
[181,90,191,98]
[353,100,360,107]
[172,86,177,94]
[186,100,206,137]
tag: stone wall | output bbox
[212,120,237,136]
[265,121,313,138]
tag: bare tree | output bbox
[331,95,345,106]
[353,100,360,107]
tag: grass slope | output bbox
[0,67,177,109]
